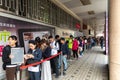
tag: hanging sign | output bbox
[76,23,80,29]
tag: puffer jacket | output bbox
[72,39,78,50]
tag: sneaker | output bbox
[64,69,67,71]
[79,55,82,58]
[53,73,56,75]
[55,75,59,78]
[63,72,66,75]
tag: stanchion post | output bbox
[17,70,20,80]
[60,52,63,76]
[16,64,21,80]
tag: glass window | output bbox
[0,0,81,27]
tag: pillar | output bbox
[109,0,120,80]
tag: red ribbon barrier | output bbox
[20,52,61,70]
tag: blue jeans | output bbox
[80,51,83,56]
[58,55,68,70]
[100,43,104,49]
[29,71,41,80]
[88,43,92,49]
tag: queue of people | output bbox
[2,35,104,80]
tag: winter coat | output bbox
[72,39,78,50]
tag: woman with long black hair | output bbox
[40,40,52,80]
[2,35,19,80]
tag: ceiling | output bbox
[58,0,108,35]
[58,0,107,19]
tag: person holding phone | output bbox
[24,40,42,80]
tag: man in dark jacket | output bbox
[55,35,61,53]
[58,37,69,75]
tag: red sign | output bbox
[76,23,80,29]
[0,45,4,57]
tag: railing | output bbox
[18,52,62,80]
[20,52,61,70]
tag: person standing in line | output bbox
[67,35,73,60]
[40,40,52,80]
[87,37,91,49]
[72,37,79,59]
[55,35,62,70]
[48,35,60,78]
[24,40,42,80]
[79,37,84,56]
[35,36,41,47]
[2,35,19,80]
[78,37,83,57]
[100,36,104,49]
[59,37,69,75]
[84,37,88,51]
[55,35,61,53]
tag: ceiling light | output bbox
[80,0,91,5]
[88,11,95,15]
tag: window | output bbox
[0,0,80,28]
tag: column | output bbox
[109,0,120,80]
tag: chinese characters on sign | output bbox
[0,22,16,28]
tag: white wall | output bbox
[56,27,74,38]
[56,27,83,38]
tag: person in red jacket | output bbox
[72,37,79,59]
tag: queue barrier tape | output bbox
[20,52,61,70]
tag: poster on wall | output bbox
[0,16,55,79]
[23,31,50,53]
[23,32,33,41]
[56,27,74,38]
[56,27,83,39]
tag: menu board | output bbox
[11,48,24,64]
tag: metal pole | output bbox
[60,52,63,76]
[17,71,20,80]
[16,64,21,80]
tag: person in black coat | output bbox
[2,35,19,80]
[58,37,69,75]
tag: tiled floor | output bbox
[53,46,109,80]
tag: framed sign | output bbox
[11,48,24,64]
